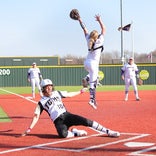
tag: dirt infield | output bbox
[0,90,156,156]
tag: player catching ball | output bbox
[22,79,120,138]
[70,9,106,109]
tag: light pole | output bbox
[120,0,124,64]
[131,21,134,59]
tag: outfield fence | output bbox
[0,64,156,87]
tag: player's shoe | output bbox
[107,129,120,137]
[88,99,97,109]
[136,97,140,101]
[82,78,88,88]
[124,97,128,101]
[97,82,102,87]
[26,96,34,100]
[71,128,87,137]
[124,94,128,101]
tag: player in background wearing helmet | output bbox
[121,57,140,101]
[78,14,105,109]
[22,79,120,138]
[27,62,43,99]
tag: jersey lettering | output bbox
[44,96,65,111]
[39,91,67,121]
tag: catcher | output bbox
[70,9,106,109]
[121,57,142,101]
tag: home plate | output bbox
[125,142,155,147]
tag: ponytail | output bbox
[88,30,98,51]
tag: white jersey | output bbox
[121,63,138,79]
[34,91,68,121]
[28,67,41,79]
[85,34,104,63]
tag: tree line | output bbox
[60,49,156,65]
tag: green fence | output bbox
[0,56,60,66]
[0,64,156,87]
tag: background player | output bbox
[78,14,106,109]
[121,57,140,101]
[27,62,43,99]
[22,79,120,138]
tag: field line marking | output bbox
[34,133,150,153]
[34,134,151,153]
[76,133,150,152]
[0,88,37,104]
[0,133,150,154]
[128,146,156,156]
[0,133,101,154]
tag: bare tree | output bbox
[60,50,156,65]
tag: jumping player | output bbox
[121,57,140,101]
[82,73,102,88]
[27,62,43,99]
[22,79,120,138]
[78,14,106,109]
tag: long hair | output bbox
[42,85,55,94]
[88,30,99,51]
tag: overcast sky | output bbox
[0,0,155,57]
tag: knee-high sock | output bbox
[92,121,108,134]
[89,88,96,99]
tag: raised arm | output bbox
[78,17,88,36]
[95,14,106,35]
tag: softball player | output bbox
[27,62,43,99]
[121,57,140,101]
[78,14,105,109]
[22,79,120,138]
[82,72,102,88]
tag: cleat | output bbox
[97,82,102,87]
[72,128,87,137]
[136,98,140,101]
[26,96,34,99]
[88,99,97,109]
[124,94,128,101]
[82,78,88,88]
[107,129,120,137]
[124,98,128,101]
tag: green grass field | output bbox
[0,85,156,95]
[0,107,12,122]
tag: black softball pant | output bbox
[54,111,93,138]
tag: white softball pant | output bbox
[30,78,42,98]
[125,77,138,93]
[84,60,98,89]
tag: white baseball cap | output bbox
[32,62,36,65]
[129,57,134,60]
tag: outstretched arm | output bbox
[78,17,88,36]
[95,14,106,35]
[66,88,88,97]
[21,105,41,136]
